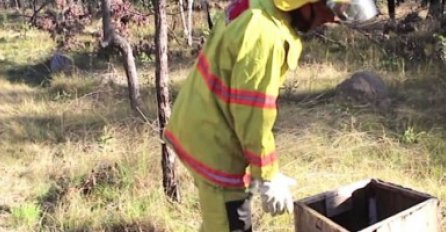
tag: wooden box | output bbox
[294,179,440,232]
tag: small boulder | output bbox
[49,52,75,74]
[336,71,390,108]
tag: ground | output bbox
[0,5,445,232]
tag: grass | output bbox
[0,10,445,232]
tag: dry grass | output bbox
[0,11,445,232]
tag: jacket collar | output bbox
[252,0,293,30]
[252,0,302,70]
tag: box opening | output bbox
[306,180,428,231]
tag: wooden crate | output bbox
[294,179,440,232]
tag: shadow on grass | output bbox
[1,52,110,87]
[5,61,52,86]
[0,57,52,86]
[0,39,195,88]
[70,51,111,73]
[0,81,159,146]
[70,48,195,75]
[0,88,41,105]
[280,69,446,130]
[277,68,446,170]
[0,11,26,28]
[0,51,114,87]
[0,114,103,144]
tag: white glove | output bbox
[252,173,296,216]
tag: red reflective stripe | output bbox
[197,52,277,109]
[164,130,246,188]
[244,150,277,167]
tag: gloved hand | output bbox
[251,173,296,216]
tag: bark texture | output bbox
[101,0,141,113]
[154,0,180,202]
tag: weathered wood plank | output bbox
[295,202,349,232]
[360,199,440,232]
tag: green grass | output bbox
[10,203,41,229]
[0,13,445,232]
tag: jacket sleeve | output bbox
[228,21,286,181]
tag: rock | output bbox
[49,52,75,74]
[336,71,391,109]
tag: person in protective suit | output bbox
[163,0,377,231]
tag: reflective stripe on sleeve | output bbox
[243,150,277,167]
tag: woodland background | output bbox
[0,0,445,231]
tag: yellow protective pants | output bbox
[195,178,253,232]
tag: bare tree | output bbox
[100,0,142,113]
[154,0,180,201]
[442,0,445,15]
[12,0,21,8]
[202,0,212,30]
[428,0,443,17]
[187,0,194,46]
[388,0,396,20]
[178,0,189,41]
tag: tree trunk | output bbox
[187,0,194,46]
[202,0,212,30]
[154,0,181,202]
[115,36,141,112]
[442,0,445,15]
[178,0,189,42]
[101,0,142,113]
[428,0,442,17]
[31,0,38,25]
[388,0,396,19]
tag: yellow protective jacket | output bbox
[164,0,302,188]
